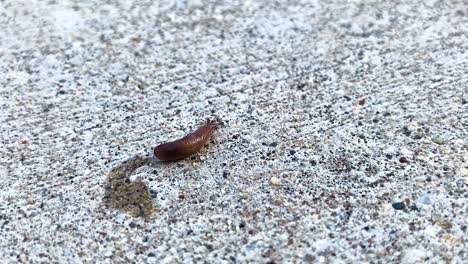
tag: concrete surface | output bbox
[1,0,467,263]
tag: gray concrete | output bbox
[1,0,467,263]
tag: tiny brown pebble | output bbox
[20,140,28,144]
[248,229,255,235]
[358,99,366,106]
[273,199,283,206]
[178,193,185,199]
[399,157,410,163]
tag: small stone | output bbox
[418,193,433,205]
[392,202,405,210]
[460,168,468,176]
[399,157,410,164]
[273,199,283,206]
[401,249,426,263]
[304,254,315,263]
[438,220,453,230]
[400,147,414,156]
[239,193,250,199]
[358,98,365,106]
[270,177,281,185]
[431,136,445,145]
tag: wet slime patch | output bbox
[103,155,155,217]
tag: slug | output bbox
[154,119,221,161]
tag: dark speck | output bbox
[296,82,306,90]
[402,127,411,136]
[269,142,278,147]
[205,244,214,251]
[392,202,405,210]
[399,157,409,164]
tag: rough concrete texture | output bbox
[1,0,467,263]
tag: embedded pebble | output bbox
[400,148,414,157]
[270,177,281,185]
[392,202,406,210]
[418,193,434,205]
[401,249,427,264]
[461,168,468,176]
[431,136,446,145]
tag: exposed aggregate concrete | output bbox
[0,0,467,263]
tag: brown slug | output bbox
[154,119,221,161]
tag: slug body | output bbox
[154,120,220,161]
